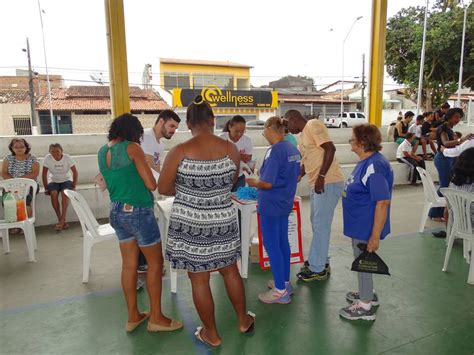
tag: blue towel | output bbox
[235,186,258,200]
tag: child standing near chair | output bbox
[42,144,78,231]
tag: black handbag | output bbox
[351,243,390,275]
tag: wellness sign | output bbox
[173,86,278,108]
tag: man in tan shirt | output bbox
[285,110,344,282]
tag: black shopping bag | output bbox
[351,243,390,275]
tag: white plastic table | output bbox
[231,197,257,278]
[155,197,178,293]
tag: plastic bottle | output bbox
[4,192,17,222]
[16,191,27,222]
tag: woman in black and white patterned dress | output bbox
[159,96,255,347]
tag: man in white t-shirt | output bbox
[42,143,78,230]
[137,110,181,279]
[396,133,426,185]
[141,110,181,173]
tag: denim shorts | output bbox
[109,202,161,247]
[47,180,73,192]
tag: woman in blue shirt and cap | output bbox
[246,116,301,304]
[340,124,393,321]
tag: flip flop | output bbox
[194,326,221,348]
[241,311,256,334]
[125,311,150,332]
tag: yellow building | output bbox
[160,58,277,128]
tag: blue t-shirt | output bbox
[258,141,301,217]
[342,152,394,241]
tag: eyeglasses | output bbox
[13,145,26,149]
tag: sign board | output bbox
[173,86,278,108]
[257,196,304,270]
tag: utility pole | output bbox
[38,0,56,134]
[341,16,363,119]
[361,53,366,113]
[417,0,429,114]
[457,1,470,108]
[23,38,39,135]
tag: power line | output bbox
[0,65,374,80]
[0,79,406,91]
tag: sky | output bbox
[0,0,428,91]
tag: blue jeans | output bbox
[308,182,344,273]
[429,152,454,218]
[260,214,290,290]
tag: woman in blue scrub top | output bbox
[246,116,301,305]
[340,124,393,322]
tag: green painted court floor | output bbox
[1,232,474,355]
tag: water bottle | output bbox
[4,192,17,223]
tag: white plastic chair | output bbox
[155,197,178,293]
[64,189,116,283]
[0,178,38,262]
[417,167,447,233]
[440,188,474,285]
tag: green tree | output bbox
[385,3,473,109]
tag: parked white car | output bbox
[324,112,367,128]
[246,120,265,129]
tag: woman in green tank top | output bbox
[98,113,182,333]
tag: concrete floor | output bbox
[1,186,472,354]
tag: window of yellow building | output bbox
[163,72,190,90]
[193,73,233,90]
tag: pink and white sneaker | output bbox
[258,288,291,304]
